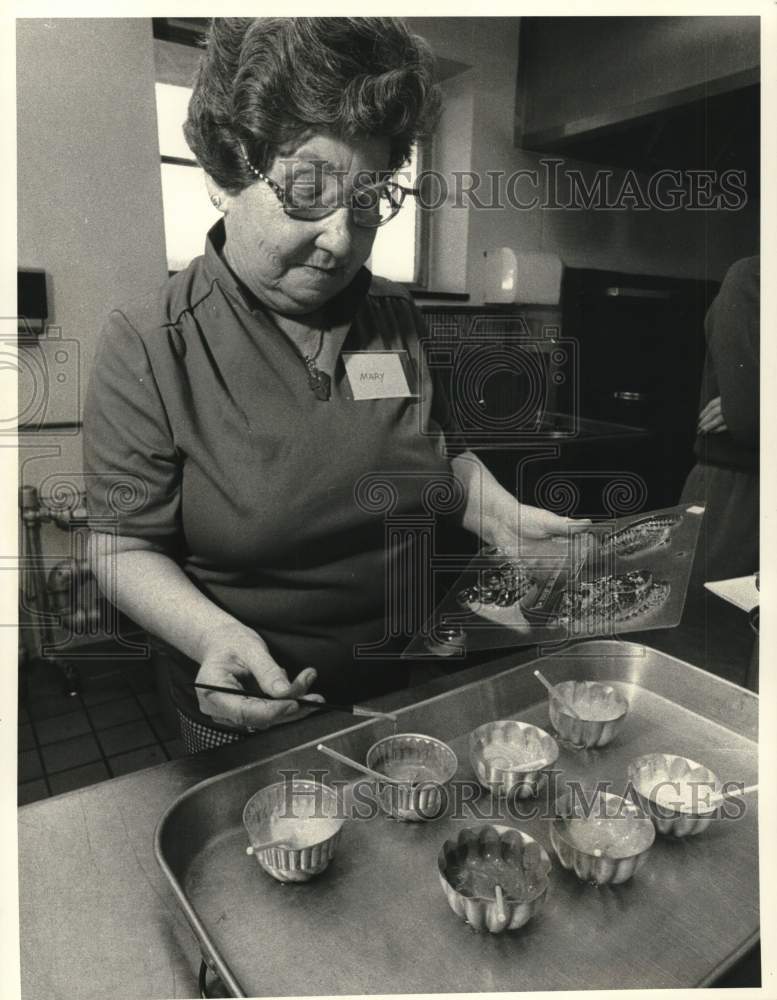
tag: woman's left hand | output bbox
[512,502,592,539]
[697,395,727,434]
[451,452,592,554]
[489,500,592,551]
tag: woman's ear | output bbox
[204,175,230,213]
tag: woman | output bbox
[680,255,759,586]
[84,17,585,752]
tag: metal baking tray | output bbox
[155,640,757,996]
[406,503,704,655]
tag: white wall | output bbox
[428,68,474,293]
[17,18,167,557]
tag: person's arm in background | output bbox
[697,396,727,435]
[697,256,760,446]
[84,313,318,731]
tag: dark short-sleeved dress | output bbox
[83,221,461,726]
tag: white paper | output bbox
[704,575,759,612]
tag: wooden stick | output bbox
[488,754,547,772]
[315,743,426,785]
[707,784,758,806]
[494,884,506,924]
[533,670,581,719]
[194,682,398,722]
[316,743,388,782]
[351,705,399,723]
[245,837,292,856]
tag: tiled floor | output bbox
[18,653,186,805]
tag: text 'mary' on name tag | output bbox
[343,351,415,400]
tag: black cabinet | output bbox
[560,268,719,508]
[515,17,760,198]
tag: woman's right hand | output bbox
[195,623,323,731]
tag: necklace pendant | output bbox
[305,361,331,401]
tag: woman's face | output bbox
[218,132,391,315]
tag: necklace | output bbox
[303,329,331,401]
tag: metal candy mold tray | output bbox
[408,503,704,655]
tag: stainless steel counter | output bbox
[17,602,756,1000]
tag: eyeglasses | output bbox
[240,146,417,228]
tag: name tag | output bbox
[343,351,415,400]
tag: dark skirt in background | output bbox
[680,462,759,588]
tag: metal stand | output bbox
[198,959,232,999]
[19,485,84,696]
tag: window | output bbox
[367,147,422,285]
[154,80,427,283]
[155,83,220,273]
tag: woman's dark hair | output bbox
[184,18,441,193]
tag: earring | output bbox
[211,195,222,209]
